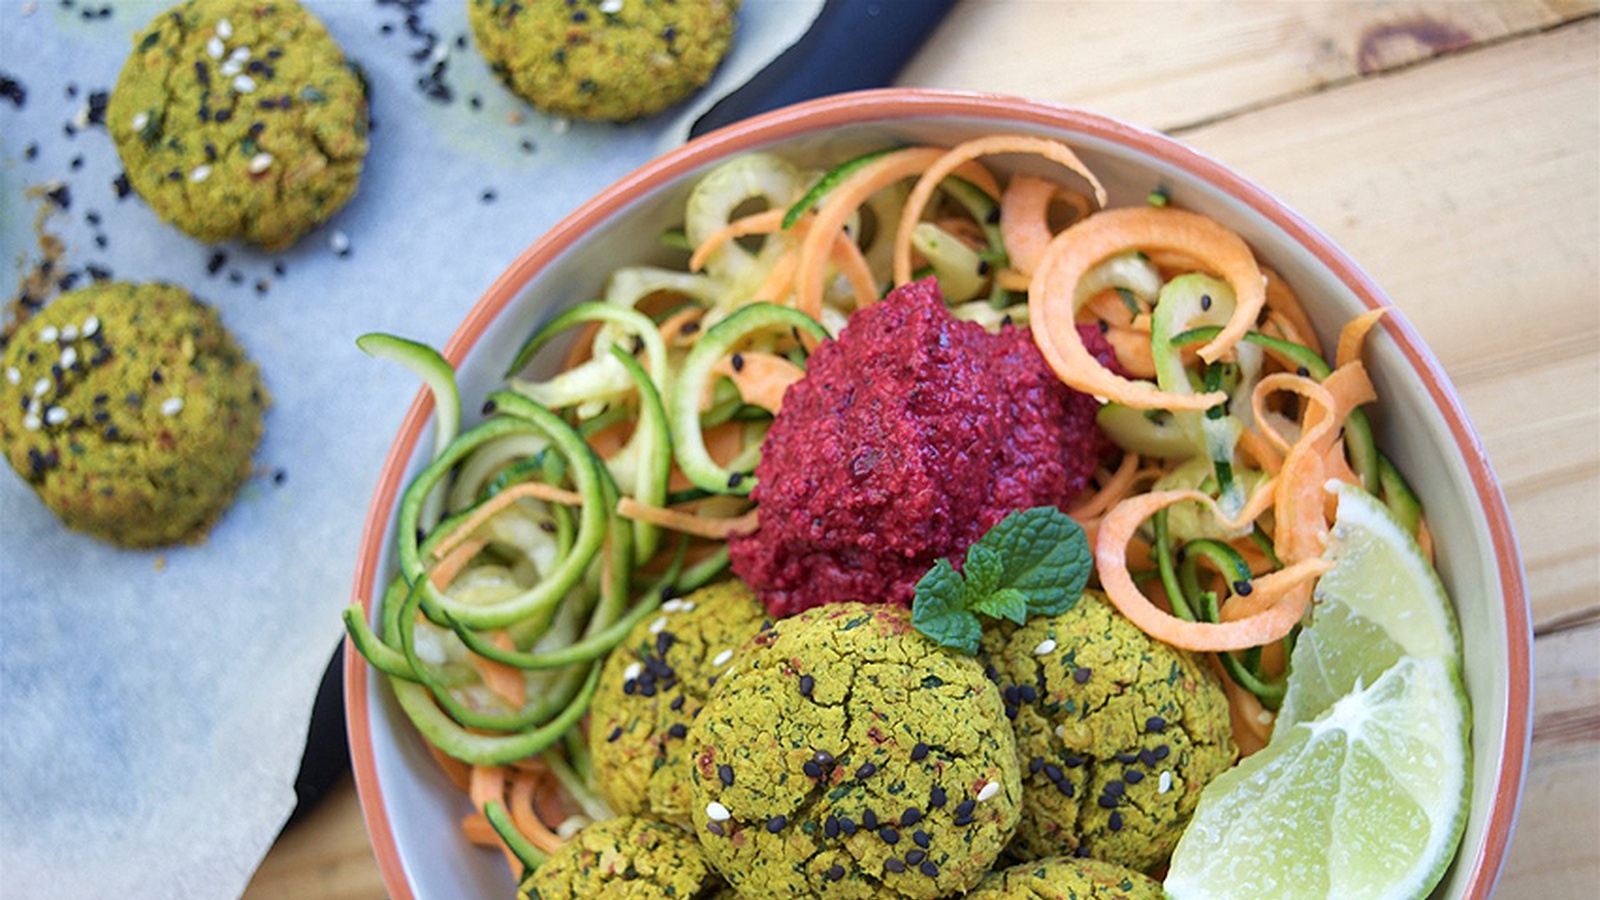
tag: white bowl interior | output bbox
[361,112,1517,899]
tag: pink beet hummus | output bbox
[729,278,1114,618]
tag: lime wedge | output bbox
[1277,482,1462,729]
[1165,654,1471,900]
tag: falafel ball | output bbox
[685,603,1021,899]
[0,282,267,547]
[519,815,731,899]
[108,0,369,250]
[468,0,739,121]
[591,580,772,826]
[964,855,1164,899]
[981,592,1235,871]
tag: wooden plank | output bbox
[1176,21,1600,629]
[241,776,386,900]
[901,0,1597,131]
[1497,623,1600,894]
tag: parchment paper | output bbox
[0,1,821,896]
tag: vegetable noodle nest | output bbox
[347,133,1446,895]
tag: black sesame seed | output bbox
[606,726,622,742]
[1124,769,1145,784]
[1146,715,1167,733]
[1029,757,1044,774]
[113,172,131,198]
[912,830,930,848]
[928,787,946,808]
[669,695,685,711]
[622,680,636,696]
[1200,293,1212,311]
[905,849,926,866]
[803,760,823,778]
[879,827,899,845]
[706,821,724,837]
[911,742,929,762]
[1109,811,1124,832]
[1017,685,1038,704]
[1073,667,1092,684]
[1234,579,1254,596]
[730,352,744,372]
[666,723,687,739]
[765,815,786,833]
[1004,705,1018,720]
[1139,748,1158,766]
[70,155,84,170]
[272,469,287,486]
[24,142,39,160]
[838,816,857,835]
[919,860,939,877]
[955,799,975,817]
[861,808,878,830]
[639,683,656,697]
[727,471,743,488]
[1044,764,1064,783]
[44,184,71,209]
[1115,752,1139,764]
[900,807,920,827]
[824,816,839,838]
[884,858,905,874]
[1296,365,1311,377]
[718,764,734,786]
[798,673,814,697]
[1056,780,1075,797]
[977,259,991,276]
[206,251,227,275]
[826,864,845,881]
[1105,780,1125,797]
[856,762,876,779]
[813,750,834,767]
[1097,794,1119,809]
[1153,744,1170,761]
[1002,685,1020,705]
[480,189,496,203]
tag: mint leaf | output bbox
[910,506,1091,654]
[969,587,1028,624]
[977,507,1090,617]
[911,559,983,654]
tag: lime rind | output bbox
[1278,481,1462,728]
[1166,655,1471,900]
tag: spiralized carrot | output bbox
[509,773,565,855]
[432,481,586,562]
[1336,307,1388,369]
[689,208,787,274]
[471,631,528,710]
[894,135,1108,286]
[1262,267,1323,357]
[1067,450,1142,521]
[1000,175,1069,276]
[658,305,704,346]
[711,351,806,414]
[614,496,758,540]
[1029,207,1265,410]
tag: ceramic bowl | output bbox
[345,89,1531,899]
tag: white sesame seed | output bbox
[229,45,251,62]
[5,368,19,385]
[32,378,49,397]
[82,315,99,337]
[38,325,58,343]
[248,152,274,174]
[206,35,225,59]
[60,346,77,369]
[190,165,212,183]
[60,324,78,341]
[220,59,243,78]
[44,406,67,426]
[662,599,687,612]
[705,801,731,822]
[623,661,643,682]
[23,415,41,432]
[160,397,184,417]
[555,816,589,840]
[648,616,669,635]
[976,781,1001,802]
[232,74,257,94]
[1033,638,1057,656]
[600,0,623,12]
[680,601,696,612]
[74,104,90,128]
[216,18,232,39]
[428,42,449,65]
[1158,771,1173,794]
[1256,710,1274,725]
[131,111,150,133]
[552,117,571,135]
[329,230,350,254]
[711,649,734,667]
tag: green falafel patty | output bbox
[964,855,1164,900]
[981,592,1236,871]
[468,0,739,121]
[519,815,730,899]
[685,603,1021,899]
[108,0,369,250]
[0,282,267,547]
[591,580,772,826]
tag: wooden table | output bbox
[244,2,1600,896]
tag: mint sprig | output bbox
[910,506,1091,654]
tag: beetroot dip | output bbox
[729,278,1114,618]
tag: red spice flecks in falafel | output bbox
[729,278,1116,618]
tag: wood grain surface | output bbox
[244,2,1600,897]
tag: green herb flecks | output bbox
[911,506,1091,654]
